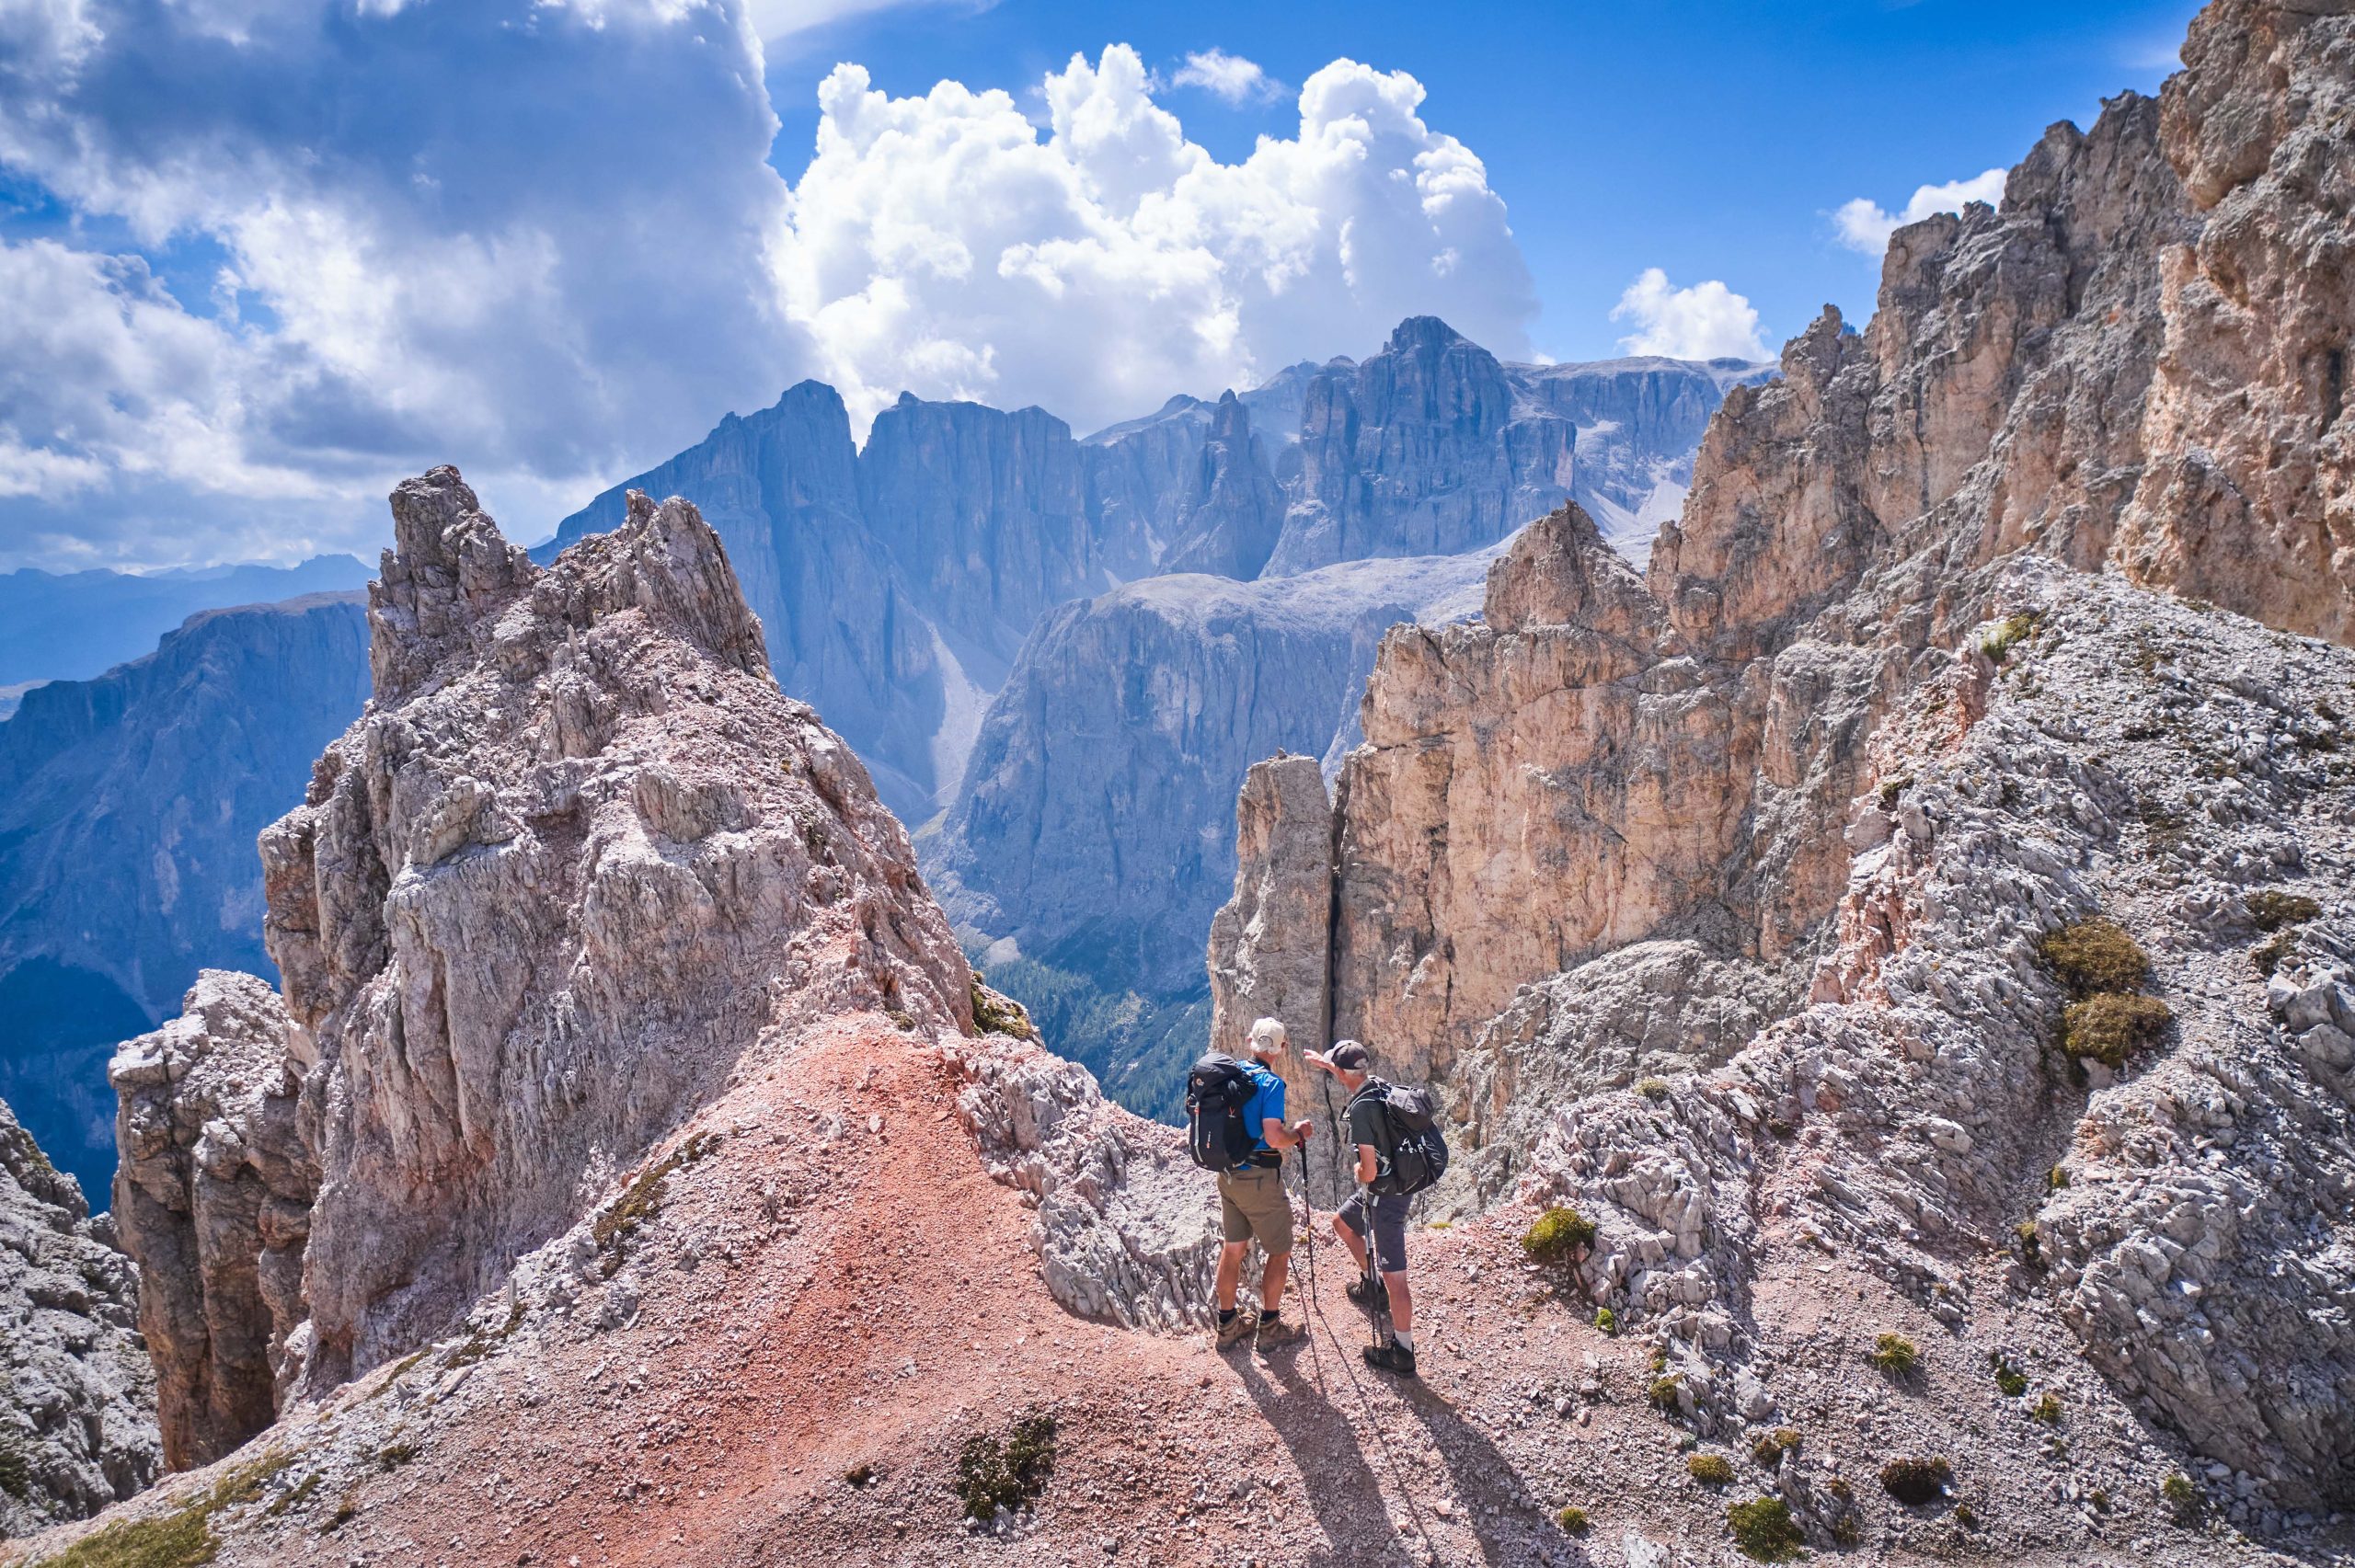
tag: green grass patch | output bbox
[33,1452,293,1568]
[2038,919,2150,995]
[1521,1207,1595,1266]
[1726,1495,1804,1562]
[2248,891,2322,932]
[1750,1427,1801,1467]
[954,1413,1056,1523]
[1555,1505,1590,1536]
[592,1130,721,1277]
[969,979,1037,1040]
[1868,1332,1920,1377]
[1990,1353,2028,1399]
[2062,993,2173,1069]
[2028,1392,2062,1425]
[1688,1453,1735,1487]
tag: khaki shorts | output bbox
[1216,1165,1292,1255]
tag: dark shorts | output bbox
[1338,1188,1409,1274]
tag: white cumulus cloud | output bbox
[1609,268,1768,361]
[1832,167,2007,255]
[773,44,1537,434]
[1169,48,1282,105]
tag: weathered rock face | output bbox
[1158,391,1285,580]
[932,548,1489,1002]
[856,395,1102,679]
[109,972,314,1470]
[2120,0,2355,641]
[1267,316,1577,575]
[1079,395,1214,582]
[245,467,973,1393]
[0,1095,158,1535]
[0,594,371,1199]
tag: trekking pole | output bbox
[1360,1181,1389,1352]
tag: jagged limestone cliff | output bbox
[1211,0,2355,1519]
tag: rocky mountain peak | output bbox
[370,465,541,704]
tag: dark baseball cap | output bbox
[1322,1039,1370,1070]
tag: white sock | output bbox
[1394,1330,1414,1351]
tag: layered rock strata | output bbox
[109,971,316,1469]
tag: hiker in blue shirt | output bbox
[1212,1017,1313,1349]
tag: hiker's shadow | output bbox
[1234,1330,1589,1568]
[1233,1348,1407,1566]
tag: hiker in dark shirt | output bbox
[1308,1040,1416,1377]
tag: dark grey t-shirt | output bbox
[1345,1081,1390,1159]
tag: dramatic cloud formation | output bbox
[1169,48,1283,105]
[1610,269,1768,361]
[1832,168,2008,255]
[0,7,1535,567]
[0,0,800,567]
[775,44,1536,434]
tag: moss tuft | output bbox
[1726,1495,1805,1562]
[1990,1353,2028,1399]
[2247,890,2322,933]
[969,979,1038,1040]
[954,1413,1056,1523]
[2038,918,2150,996]
[1635,1077,1671,1102]
[1521,1207,1596,1266]
[1592,1306,1618,1336]
[2028,1392,2062,1425]
[1555,1505,1590,1536]
[1688,1453,1735,1487]
[1648,1376,1683,1414]
[2161,1471,2200,1524]
[1750,1427,1801,1468]
[592,1130,721,1277]
[1868,1332,1920,1377]
[2062,992,2173,1069]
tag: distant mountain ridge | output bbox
[0,594,372,1200]
[546,319,1768,822]
[0,555,372,691]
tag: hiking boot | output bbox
[1214,1310,1258,1349]
[1346,1275,1384,1311]
[1254,1314,1305,1351]
[1362,1339,1418,1379]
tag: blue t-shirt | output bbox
[1238,1062,1287,1153]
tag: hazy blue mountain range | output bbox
[0,595,373,1200]
[0,556,372,693]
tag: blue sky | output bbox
[0,0,2199,570]
[764,0,2196,362]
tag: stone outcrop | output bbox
[109,971,316,1470]
[204,466,973,1399]
[0,593,371,1199]
[0,1095,157,1536]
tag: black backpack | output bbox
[1352,1080,1450,1197]
[1185,1054,1262,1173]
